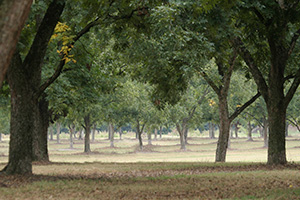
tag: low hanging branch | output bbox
[35,18,101,98]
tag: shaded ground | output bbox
[0,162,300,199]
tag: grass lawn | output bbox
[0,131,300,199]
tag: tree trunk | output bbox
[247,121,253,141]
[285,121,289,137]
[84,114,91,153]
[56,122,60,144]
[3,53,33,174]
[69,124,75,149]
[215,96,231,162]
[147,132,152,145]
[0,0,33,87]
[78,129,83,140]
[267,103,287,165]
[154,128,157,140]
[109,122,114,148]
[263,118,268,148]
[48,125,54,140]
[209,122,215,139]
[32,94,49,162]
[176,123,186,150]
[234,122,239,138]
[184,127,189,144]
[159,126,162,138]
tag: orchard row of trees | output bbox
[1,0,300,174]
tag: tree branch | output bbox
[36,18,100,98]
[284,66,300,108]
[288,27,300,57]
[229,92,261,122]
[197,70,220,95]
[233,37,269,102]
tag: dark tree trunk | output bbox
[267,103,287,165]
[0,0,33,86]
[109,122,114,148]
[3,53,33,174]
[247,121,253,141]
[56,122,60,144]
[32,94,49,162]
[136,120,145,150]
[84,114,91,153]
[285,121,289,137]
[1,0,65,175]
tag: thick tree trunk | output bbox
[267,104,287,165]
[84,115,91,153]
[56,123,60,144]
[184,128,189,144]
[109,122,114,148]
[0,0,33,86]
[247,121,253,141]
[32,95,49,162]
[215,97,231,162]
[3,54,33,174]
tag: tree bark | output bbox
[176,123,186,150]
[247,121,253,141]
[119,128,122,140]
[147,131,152,145]
[154,128,157,140]
[49,125,54,140]
[159,126,162,138]
[209,122,215,139]
[184,127,189,144]
[84,114,91,153]
[0,0,33,87]
[32,94,49,162]
[69,124,75,149]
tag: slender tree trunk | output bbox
[49,125,54,140]
[84,114,91,153]
[234,122,239,138]
[247,121,253,141]
[215,96,231,162]
[147,131,152,145]
[159,126,162,138]
[209,122,215,139]
[56,123,60,144]
[154,128,157,140]
[78,129,83,140]
[109,122,114,148]
[69,124,75,149]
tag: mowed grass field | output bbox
[0,130,300,199]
